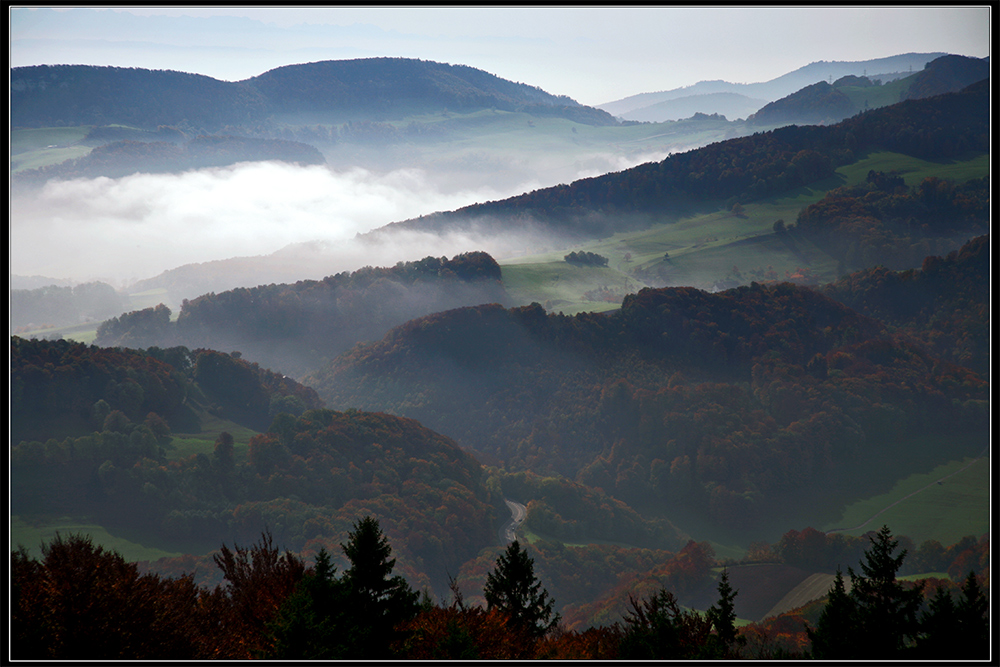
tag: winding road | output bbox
[499,498,527,544]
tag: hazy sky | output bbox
[10,6,991,106]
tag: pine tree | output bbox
[954,571,989,659]
[483,540,560,641]
[916,583,958,660]
[340,516,420,658]
[265,548,346,659]
[806,568,857,659]
[847,525,924,658]
[705,568,746,658]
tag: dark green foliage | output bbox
[264,517,419,659]
[564,250,609,267]
[339,516,421,657]
[266,549,347,659]
[806,569,856,659]
[483,540,560,641]
[705,568,746,657]
[806,527,990,660]
[806,526,927,659]
[951,571,989,659]
[916,583,959,660]
[848,526,926,658]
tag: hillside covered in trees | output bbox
[306,236,989,532]
[93,251,508,377]
[10,58,618,133]
[372,78,988,241]
[11,336,498,593]
[746,54,988,127]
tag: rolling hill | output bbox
[10,58,618,132]
[304,237,989,540]
[368,78,989,242]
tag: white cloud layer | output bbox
[9,162,538,286]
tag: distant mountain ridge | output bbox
[10,57,619,131]
[747,54,989,127]
[599,52,949,121]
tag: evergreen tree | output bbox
[916,583,959,660]
[483,540,560,641]
[705,568,746,658]
[806,568,857,659]
[954,571,989,659]
[265,548,347,659]
[847,525,924,658]
[340,516,420,658]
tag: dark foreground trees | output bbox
[483,540,561,641]
[11,534,206,660]
[807,525,989,660]
[264,516,420,659]
[12,522,988,660]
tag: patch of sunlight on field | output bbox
[822,454,989,544]
[10,515,184,562]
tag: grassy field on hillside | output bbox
[821,452,990,545]
[10,515,187,562]
[10,126,94,173]
[500,150,988,313]
[165,413,258,463]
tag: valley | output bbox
[10,47,990,658]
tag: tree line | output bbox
[94,251,507,377]
[11,520,988,659]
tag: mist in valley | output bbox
[10,141,680,292]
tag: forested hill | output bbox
[9,339,322,445]
[94,251,509,378]
[370,78,989,240]
[10,336,499,593]
[306,237,989,530]
[10,58,617,131]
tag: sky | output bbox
[9,6,991,107]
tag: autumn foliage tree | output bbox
[11,534,206,660]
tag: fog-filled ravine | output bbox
[10,17,991,659]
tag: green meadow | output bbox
[10,126,95,173]
[499,149,988,314]
[10,514,186,562]
[822,453,990,545]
